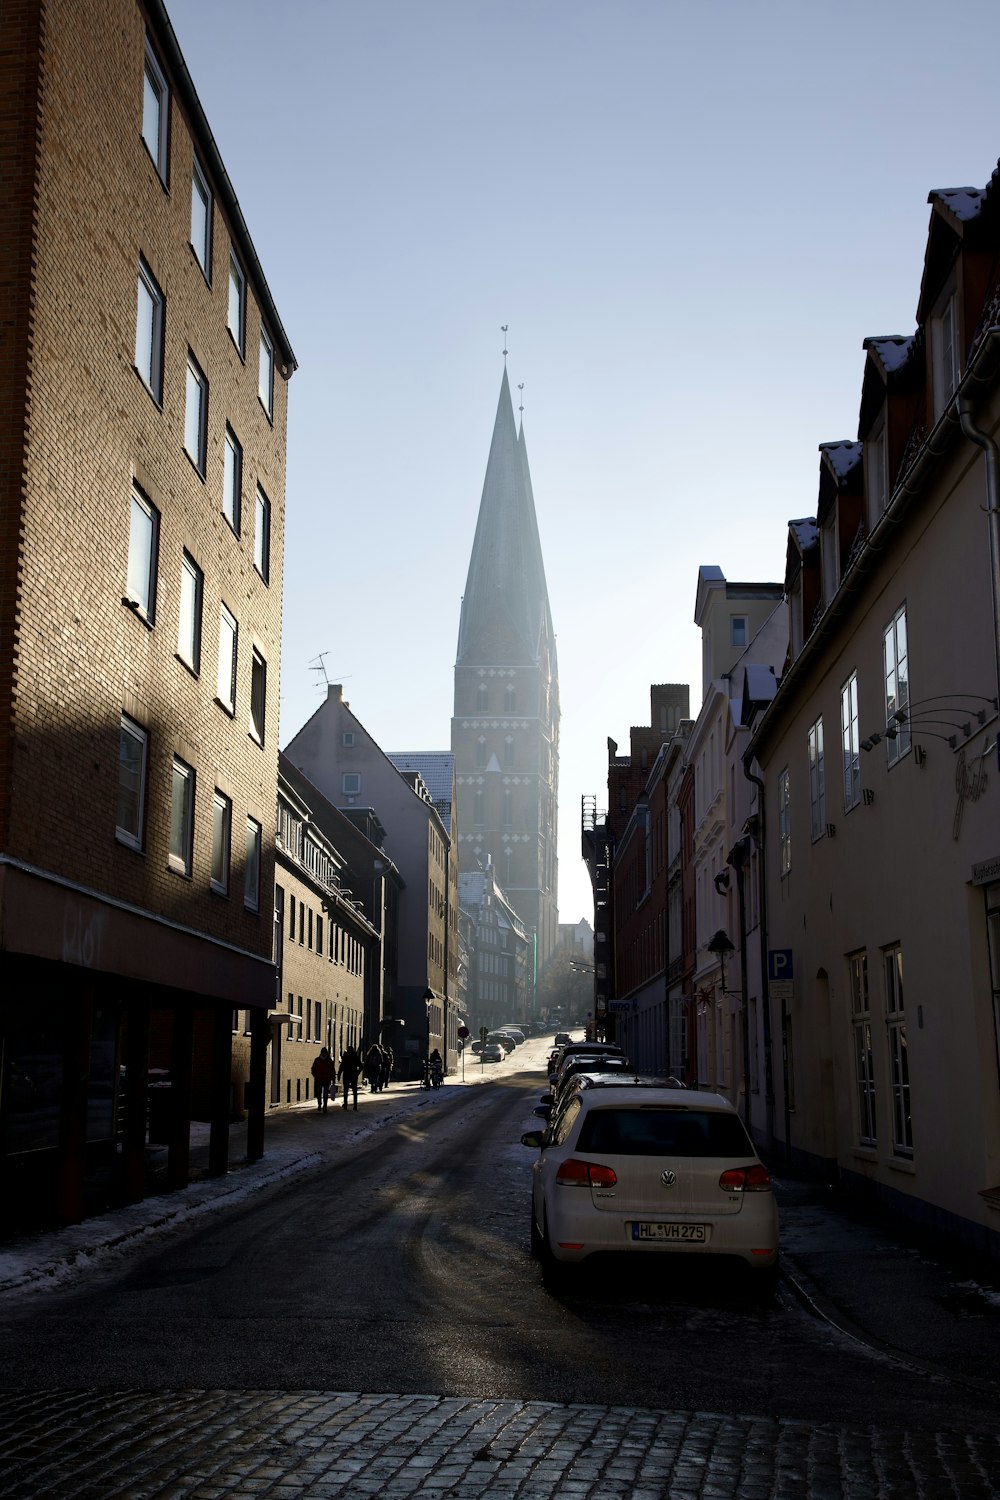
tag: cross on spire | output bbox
[518,382,524,416]
[501,324,508,363]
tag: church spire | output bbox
[456,368,554,668]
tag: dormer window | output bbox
[866,421,888,525]
[821,514,839,604]
[930,286,960,422]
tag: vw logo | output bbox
[660,1170,676,1188]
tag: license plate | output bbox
[630,1221,708,1243]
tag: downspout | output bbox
[444,843,451,1070]
[745,764,784,1159]
[957,395,1000,700]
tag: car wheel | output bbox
[752,1260,781,1302]
[529,1205,543,1259]
[540,1217,570,1290]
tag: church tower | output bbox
[452,368,560,973]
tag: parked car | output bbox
[499,1027,525,1045]
[489,1032,516,1054]
[554,1032,575,1047]
[550,1043,625,1085]
[522,1085,779,1293]
[481,1042,504,1063]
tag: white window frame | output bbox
[245,817,262,912]
[849,950,877,1146]
[841,671,861,811]
[254,485,270,582]
[259,325,274,418]
[117,715,148,851]
[884,604,911,766]
[777,766,791,876]
[169,758,195,876]
[730,615,748,648]
[126,483,159,621]
[807,716,825,841]
[223,425,242,535]
[250,648,267,744]
[142,39,169,183]
[228,252,246,356]
[216,603,237,712]
[184,352,208,474]
[190,158,212,279]
[177,551,203,672]
[342,773,361,796]
[135,258,164,401]
[211,790,231,895]
[883,944,912,1156]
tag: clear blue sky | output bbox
[167,0,1000,922]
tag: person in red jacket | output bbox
[311,1047,336,1113]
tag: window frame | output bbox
[216,603,238,713]
[244,817,262,912]
[134,257,164,402]
[190,157,212,280]
[342,773,361,796]
[223,425,242,535]
[250,648,267,744]
[184,351,208,475]
[807,716,825,842]
[866,418,888,524]
[884,604,911,767]
[141,38,170,184]
[848,950,876,1146]
[777,765,791,876]
[169,757,195,876]
[883,943,912,1157]
[931,285,960,422]
[841,671,861,812]
[117,714,148,851]
[210,789,232,895]
[177,550,203,673]
[254,485,271,582]
[228,251,246,356]
[259,325,274,419]
[126,482,159,623]
[730,615,748,649]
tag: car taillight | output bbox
[719,1164,772,1193]
[555,1158,618,1188]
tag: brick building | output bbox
[0,0,295,1228]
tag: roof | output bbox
[386,752,455,833]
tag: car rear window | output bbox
[576,1107,754,1158]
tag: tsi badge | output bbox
[660,1170,676,1189]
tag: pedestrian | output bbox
[380,1046,394,1091]
[311,1046,336,1113]
[364,1042,384,1093]
[338,1043,362,1110]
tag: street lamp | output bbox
[706,928,735,998]
[422,988,434,1087]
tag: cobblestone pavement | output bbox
[1,1389,998,1499]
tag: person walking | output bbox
[338,1043,362,1111]
[380,1046,394,1091]
[363,1043,384,1093]
[311,1046,336,1113]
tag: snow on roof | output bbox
[789,517,819,553]
[863,335,916,375]
[929,186,985,223]
[386,752,454,830]
[818,440,862,483]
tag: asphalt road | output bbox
[1,1067,995,1437]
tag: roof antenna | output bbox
[501,324,508,364]
[309,653,350,692]
[518,382,524,416]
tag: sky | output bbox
[166,0,1000,923]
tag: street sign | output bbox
[480,1025,489,1042]
[768,949,793,983]
[457,1025,470,1039]
[608,1000,631,1012]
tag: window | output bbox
[476,737,487,769]
[228,252,245,355]
[849,951,876,1146]
[169,758,194,875]
[503,736,514,768]
[730,616,748,648]
[254,486,270,582]
[931,288,960,421]
[476,683,488,712]
[986,882,1000,1089]
[250,649,267,743]
[177,552,203,672]
[141,39,169,182]
[884,605,910,766]
[211,790,231,894]
[117,715,147,850]
[503,788,513,825]
[807,717,825,841]
[216,604,237,712]
[866,421,888,521]
[504,683,516,713]
[317,916,324,957]
[342,773,361,796]
[777,766,791,875]
[841,671,860,811]
[245,817,261,911]
[184,352,208,474]
[126,483,159,621]
[190,159,212,277]
[342,732,355,747]
[134,258,164,400]
[883,944,912,1155]
[259,326,274,417]
[222,426,242,535]
[474,789,484,825]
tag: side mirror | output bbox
[520,1130,544,1149]
[532,1104,551,1120]
[539,1092,553,1106]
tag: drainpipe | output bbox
[957,396,1000,701]
[745,765,784,1160]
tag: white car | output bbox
[523,1085,779,1292]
